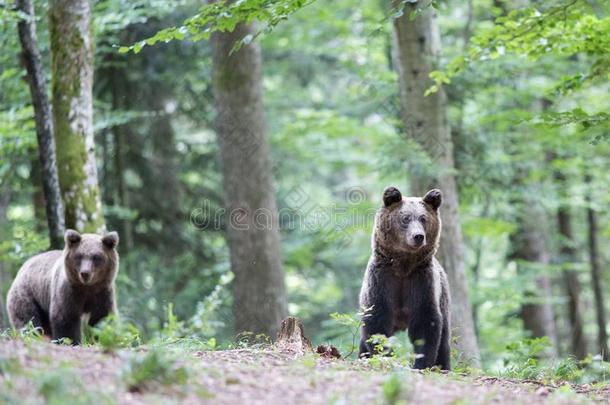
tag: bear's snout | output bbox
[79,259,93,284]
[407,232,426,249]
[80,270,92,283]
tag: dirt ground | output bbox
[0,339,608,404]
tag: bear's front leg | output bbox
[359,300,394,358]
[50,304,82,345]
[87,289,116,327]
[408,307,442,369]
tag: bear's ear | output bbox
[383,187,402,207]
[65,229,81,247]
[102,231,119,250]
[423,189,442,210]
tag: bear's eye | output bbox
[74,253,83,262]
[92,254,104,265]
[419,215,427,224]
[399,215,411,227]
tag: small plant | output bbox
[122,349,188,392]
[501,337,551,380]
[498,337,604,384]
[382,374,402,405]
[368,333,391,357]
[0,355,22,377]
[34,364,112,405]
[14,320,45,343]
[329,311,363,358]
[88,315,141,352]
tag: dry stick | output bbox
[15,0,65,249]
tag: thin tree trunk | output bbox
[16,0,65,248]
[49,0,104,233]
[149,96,182,242]
[111,67,134,252]
[585,174,609,360]
[210,11,288,337]
[509,207,558,355]
[555,172,588,359]
[0,189,11,328]
[391,0,480,366]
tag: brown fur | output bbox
[6,230,119,344]
[359,187,451,370]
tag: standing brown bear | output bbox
[7,229,119,344]
[359,187,451,370]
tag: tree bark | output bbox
[0,189,11,328]
[16,0,65,249]
[49,0,104,233]
[585,174,609,360]
[391,0,480,366]
[110,66,134,252]
[210,11,288,337]
[276,317,313,356]
[555,172,588,359]
[509,206,558,355]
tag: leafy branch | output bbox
[117,0,316,54]
[426,0,610,95]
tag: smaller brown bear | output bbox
[359,187,451,370]
[7,229,119,344]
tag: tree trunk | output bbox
[110,67,134,252]
[149,96,182,245]
[509,207,558,355]
[16,0,65,249]
[585,174,609,360]
[391,0,480,366]
[555,172,588,359]
[210,13,288,337]
[0,189,11,328]
[49,0,104,233]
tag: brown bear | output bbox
[359,187,451,370]
[7,229,119,344]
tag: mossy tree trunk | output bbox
[209,5,287,337]
[16,0,65,249]
[391,0,480,366]
[49,0,104,233]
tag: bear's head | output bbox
[373,187,442,258]
[63,229,119,286]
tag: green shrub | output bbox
[122,350,188,392]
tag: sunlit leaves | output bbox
[429,1,610,90]
[118,0,316,54]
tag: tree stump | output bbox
[275,317,313,356]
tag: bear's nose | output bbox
[413,234,425,245]
[80,271,91,282]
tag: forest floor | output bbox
[1,339,609,404]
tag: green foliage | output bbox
[502,337,553,380]
[118,0,316,54]
[87,315,141,351]
[122,350,189,393]
[430,0,610,131]
[382,374,403,405]
[328,311,362,358]
[500,337,610,384]
[35,364,105,405]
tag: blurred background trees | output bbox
[0,0,608,371]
